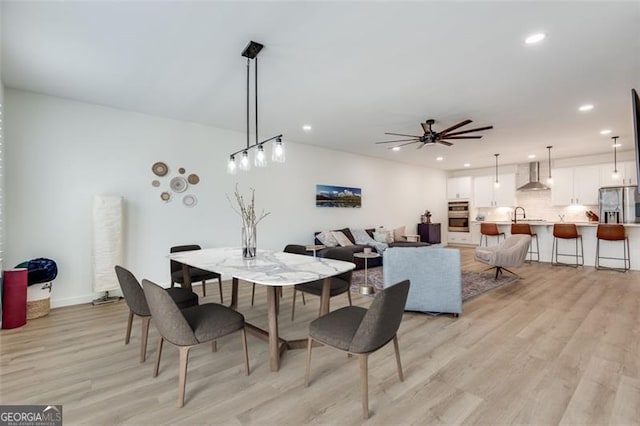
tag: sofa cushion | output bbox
[316,231,338,247]
[332,230,354,247]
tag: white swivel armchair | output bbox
[474,234,531,279]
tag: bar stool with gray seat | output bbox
[115,265,199,362]
[551,223,584,267]
[595,223,630,272]
[170,244,223,302]
[510,223,539,262]
[142,279,249,407]
[480,223,505,246]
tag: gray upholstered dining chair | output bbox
[305,279,410,419]
[170,244,224,302]
[114,265,199,362]
[291,247,354,321]
[142,279,249,407]
[251,244,307,306]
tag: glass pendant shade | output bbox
[272,138,285,163]
[255,144,267,167]
[227,156,237,174]
[239,151,251,171]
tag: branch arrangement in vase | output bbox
[227,184,270,228]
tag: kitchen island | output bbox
[469,221,640,271]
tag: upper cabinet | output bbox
[447,176,472,200]
[551,165,600,206]
[599,161,637,187]
[473,173,516,207]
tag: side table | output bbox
[353,251,381,295]
[305,244,325,257]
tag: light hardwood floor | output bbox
[1,247,639,425]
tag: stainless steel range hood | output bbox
[517,162,550,191]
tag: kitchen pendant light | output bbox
[546,145,553,185]
[227,41,284,174]
[611,136,620,180]
[494,153,500,188]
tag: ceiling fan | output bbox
[375,119,493,149]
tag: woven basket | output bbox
[27,298,50,320]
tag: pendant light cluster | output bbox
[227,41,284,174]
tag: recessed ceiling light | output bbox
[463,163,471,168]
[391,146,401,151]
[525,33,546,44]
[612,142,622,148]
[600,129,612,135]
[436,157,444,161]
[528,154,536,159]
[578,104,594,112]
[302,124,312,131]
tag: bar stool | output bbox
[511,223,539,262]
[480,223,505,246]
[551,223,584,267]
[595,224,630,272]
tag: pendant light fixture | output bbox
[494,153,500,188]
[546,145,553,185]
[227,41,284,174]
[611,136,620,180]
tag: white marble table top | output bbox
[169,247,355,287]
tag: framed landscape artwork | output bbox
[316,184,362,208]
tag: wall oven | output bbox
[448,201,470,232]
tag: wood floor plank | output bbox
[1,247,639,424]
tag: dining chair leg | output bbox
[241,327,250,376]
[301,292,306,305]
[291,289,297,321]
[140,316,151,363]
[347,290,352,306]
[360,353,369,420]
[201,280,207,297]
[212,341,217,353]
[393,335,404,382]
[251,283,256,306]
[178,346,192,408]
[218,276,224,304]
[125,310,134,344]
[153,336,163,377]
[305,337,313,387]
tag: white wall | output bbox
[5,89,447,307]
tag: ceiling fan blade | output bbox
[437,119,472,135]
[417,142,432,149]
[441,136,482,139]
[437,140,454,146]
[388,141,421,149]
[421,122,431,133]
[375,138,419,144]
[441,125,493,137]
[385,132,422,138]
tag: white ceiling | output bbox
[2,1,639,170]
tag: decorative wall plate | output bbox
[178,167,186,174]
[160,191,171,201]
[182,194,197,208]
[170,176,188,193]
[151,180,160,187]
[187,174,200,185]
[152,162,168,177]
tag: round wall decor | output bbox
[160,192,171,201]
[170,176,188,193]
[178,167,186,174]
[152,161,168,177]
[182,194,198,208]
[187,174,200,185]
[151,180,160,187]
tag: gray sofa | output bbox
[314,228,429,270]
[383,246,462,315]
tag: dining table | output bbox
[168,247,355,371]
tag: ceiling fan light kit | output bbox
[375,118,493,151]
[227,40,284,175]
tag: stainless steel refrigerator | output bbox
[599,186,640,224]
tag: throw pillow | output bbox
[393,226,407,242]
[350,228,377,245]
[331,231,354,247]
[316,231,338,247]
[374,229,393,244]
[373,231,388,243]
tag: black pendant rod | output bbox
[255,56,259,148]
[246,58,250,151]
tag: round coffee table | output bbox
[353,251,381,295]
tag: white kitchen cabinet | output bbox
[447,231,472,245]
[472,173,516,207]
[599,161,637,186]
[447,176,472,200]
[551,165,600,206]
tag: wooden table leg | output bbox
[181,263,192,291]
[319,277,331,316]
[231,277,239,310]
[267,286,280,372]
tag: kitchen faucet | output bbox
[513,206,526,223]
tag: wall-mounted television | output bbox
[633,88,639,194]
